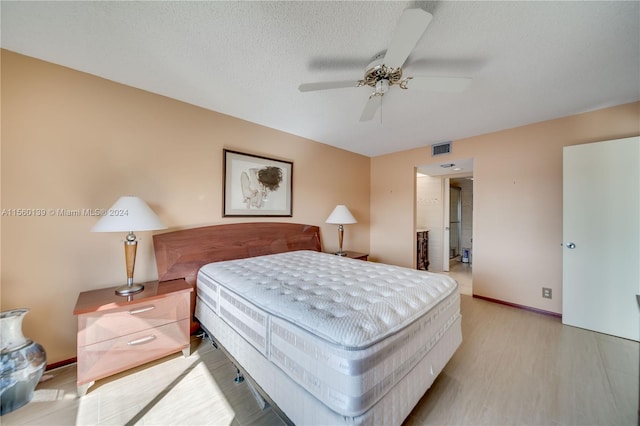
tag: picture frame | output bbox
[223,149,293,217]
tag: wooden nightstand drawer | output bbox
[74,279,193,395]
[78,291,190,346]
[77,318,189,385]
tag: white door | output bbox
[563,136,640,341]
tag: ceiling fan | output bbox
[298,8,471,121]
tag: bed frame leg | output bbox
[234,367,245,383]
[197,328,243,384]
[197,328,218,349]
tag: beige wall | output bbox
[372,101,640,315]
[0,50,370,364]
[3,48,638,364]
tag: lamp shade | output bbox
[325,205,357,225]
[91,196,166,232]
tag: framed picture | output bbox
[223,149,293,217]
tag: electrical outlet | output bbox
[542,287,552,299]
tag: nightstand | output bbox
[73,279,192,396]
[339,251,369,261]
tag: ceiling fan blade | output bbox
[298,81,360,92]
[383,9,433,69]
[359,95,382,122]
[406,76,472,92]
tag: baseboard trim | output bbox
[472,294,562,319]
[46,357,77,371]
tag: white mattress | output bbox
[196,250,460,419]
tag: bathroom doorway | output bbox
[416,160,474,296]
[449,177,473,266]
[449,185,462,260]
[447,177,473,295]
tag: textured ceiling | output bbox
[2,1,639,157]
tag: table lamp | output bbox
[91,196,167,296]
[325,205,357,256]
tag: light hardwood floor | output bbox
[444,259,472,296]
[3,295,638,425]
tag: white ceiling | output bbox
[2,1,639,158]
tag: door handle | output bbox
[565,242,576,249]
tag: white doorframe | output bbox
[442,177,450,272]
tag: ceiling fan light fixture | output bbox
[376,79,389,94]
[360,58,403,88]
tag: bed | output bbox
[153,222,461,425]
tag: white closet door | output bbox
[562,136,639,341]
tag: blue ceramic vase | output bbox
[0,309,47,415]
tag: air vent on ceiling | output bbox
[431,142,452,156]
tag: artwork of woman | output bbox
[241,166,283,208]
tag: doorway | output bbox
[449,177,473,264]
[447,177,473,296]
[415,162,474,296]
[449,185,462,260]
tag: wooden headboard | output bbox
[153,222,322,286]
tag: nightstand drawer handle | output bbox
[128,335,157,346]
[128,306,155,315]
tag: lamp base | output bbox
[335,251,347,256]
[115,283,144,296]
